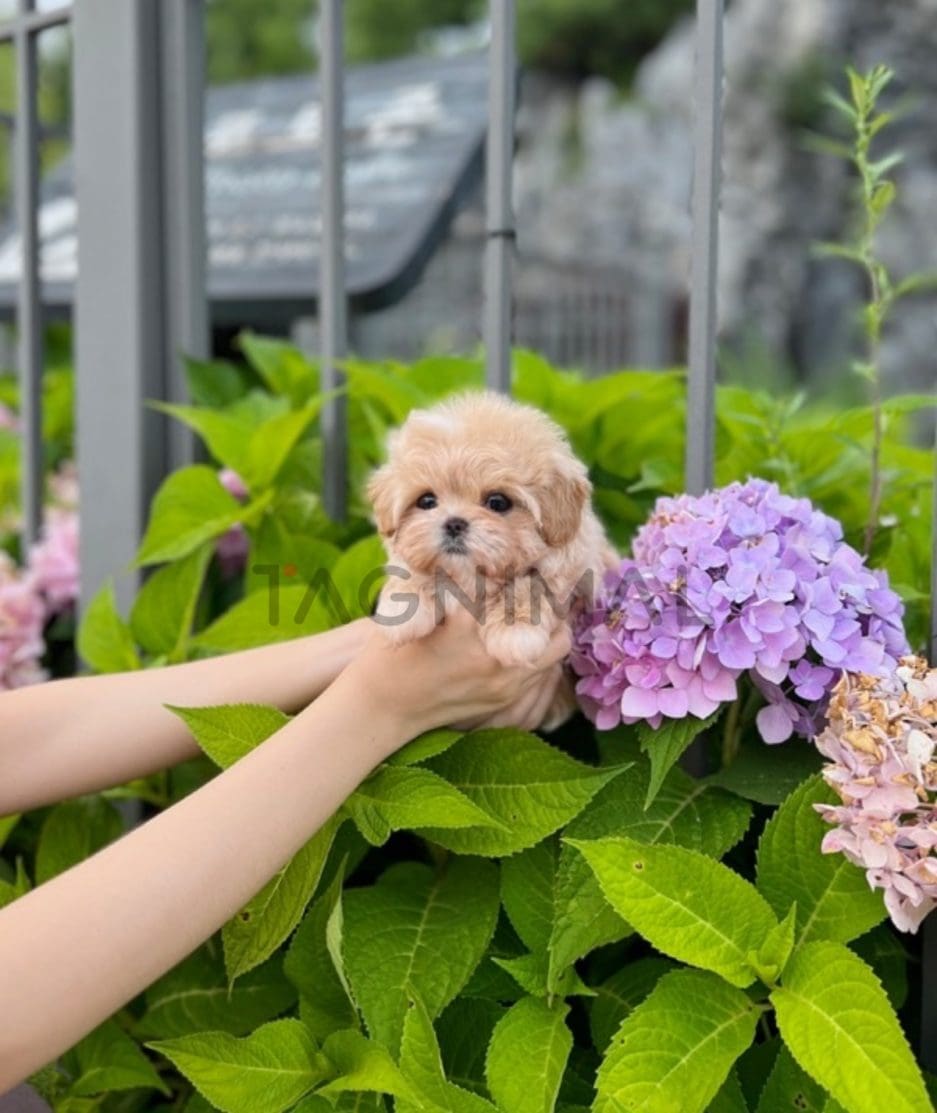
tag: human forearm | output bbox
[0,619,369,815]
[0,666,404,1089]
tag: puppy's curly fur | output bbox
[368,392,617,728]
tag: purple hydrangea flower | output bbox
[216,467,250,578]
[815,658,937,933]
[571,478,908,743]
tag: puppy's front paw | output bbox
[483,622,552,667]
[375,583,437,644]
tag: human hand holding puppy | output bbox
[368,392,617,729]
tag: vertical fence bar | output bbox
[74,0,167,613]
[159,0,208,471]
[483,0,515,393]
[684,0,724,497]
[319,0,347,521]
[14,0,42,545]
[922,427,937,1070]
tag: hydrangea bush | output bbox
[573,478,909,743]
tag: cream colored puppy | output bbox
[368,392,617,717]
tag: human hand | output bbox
[340,605,571,749]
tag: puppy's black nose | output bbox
[443,516,469,538]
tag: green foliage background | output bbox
[1,333,934,1113]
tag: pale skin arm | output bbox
[0,609,570,1090]
[0,619,372,815]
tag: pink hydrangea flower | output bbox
[216,468,249,578]
[815,657,937,933]
[0,554,47,689]
[571,478,908,743]
[28,507,79,615]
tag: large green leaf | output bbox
[706,742,823,805]
[594,969,759,1113]
[417,730,627,857]
[241,399,329,489]
[149,1019,328,1113]
[0,813,19,850]
[342,859,499,1053]
[244,516,341,597]
[707,1071,749,1113]
[285,865,359,1040]
[637,712,721,807]
[139,947,295,1038]
[36,798,123,884]
[346,765,504,846]
[169,703,290,769]
[756,776,886,946]
[772,941,930,1113]
[0,858,29,909]
[549,768,751,983]
[152,403,254,473]
[238,331,319,403]
[183,355,248,408]
[588,957,673,1053]
[329,533,387,621]
[755,1045,827,1113]
[568,836,778,987]
[71,1019,169,1097]
[130,542,213,659]
[222,815,340,982]
[436,998,504,1098]
[135,465,250,566]
[501,838,560,955]
[77,581,141,674]
[191,584,333,652]
[485,997,572,1113]
[397,994,498,1113]
[317,1029,412,1102]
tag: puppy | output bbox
[367,392,617,726]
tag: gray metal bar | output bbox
[483,0,515,393]
[684,0,724,496]
[74,0,166,614]
[14,17,42,544]
[319,0,347,520]
[159,0,208,469]
[0,8,71,42]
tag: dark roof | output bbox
[0,51,489,326]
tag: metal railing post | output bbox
[319,0,347,520]
[483,0,515,394]
[13,0,43,546]
[684,0,723,497]
[73,0,167,613]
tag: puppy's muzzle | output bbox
[441,516,469,554]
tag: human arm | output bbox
[0,619,371,815]
[0,609,570,1089]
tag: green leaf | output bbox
[151,402,254,473]
[388,729,463,767]
[589,957,673,1053]
[418,729,628,857]
[549,768,751,983]
[501,838,560,955]
[244,516,341,597]
[169,703,289,769]
[637,711,720,807]
[0,858,29,909]
[238,331,318,402]
[0,812,19,850]
[850,926,909,1010]
[135,465,247,566]
[568,836,778,987]
[485,997,572,1113]
[77,581,141,673]
[318,1028,412,1101]
[436,998,504,1098]
[242,398,330,489]
[191,584,333,652]
[139,948,296,1038]
[707,742,823,805]
[222,815,340,982]
[330,533,387,621]
[343,859,499,1053]
[756,775,886,946]
[183,356,248,408]
[346,764,504,846]
[595,969,759,1113]
[397,994,498,1113]
[149,1019,328,1113]
[492,953,593,1000]
[36,798,123,884]
[130,542,213,659]
[748,904,797,986]
[707,1071,748,1112]
[285,864,359,1039]
[771,941,930,1113]
[70,1019,169,1096]
[755,1045,827,1113]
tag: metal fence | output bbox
[3,0,937,1067]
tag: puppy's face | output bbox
[368,394,590,581]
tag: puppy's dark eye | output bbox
[484,492,513,513]
[415,492,437,510]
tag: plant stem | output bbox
[721,696,742,768]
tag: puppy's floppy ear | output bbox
[367,464,398,538]
[538,460,591,547]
